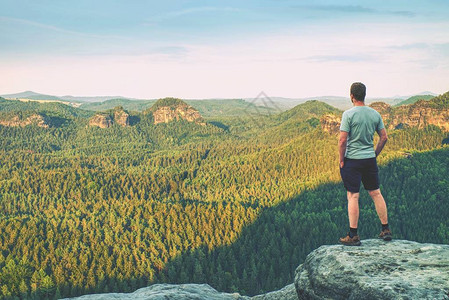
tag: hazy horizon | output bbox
[0,89,439,102]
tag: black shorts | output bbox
[340,157,380,193]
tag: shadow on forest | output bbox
[207,121,230,132]
[77,148,448,298]
[129,115,141,126]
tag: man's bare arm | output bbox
[339,131,348,168]
[375,128,388,157]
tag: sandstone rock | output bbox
[294,239,449,300]
[320,102,449,133]
[114,107,130,127]
[63,283,250,300]
[320,114,341,135]
[0,113,49,128]
[251,284,297,300]
[88,114,113,128]
[369,102,392,114]
[391,101,449,131]
[151,99,205,126]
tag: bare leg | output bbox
[368,189,388,224]
[347,191,360,228]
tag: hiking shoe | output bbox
[339,233,361,246]
[378,229,392,241]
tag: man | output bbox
[338,82,392,246]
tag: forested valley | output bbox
[0,93,448,299]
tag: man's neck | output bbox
[353,100,365,107]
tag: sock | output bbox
[382,223,389,231]
[349,227,358,238]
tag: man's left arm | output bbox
[339,131,348,168]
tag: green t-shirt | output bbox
[340,106,385,159]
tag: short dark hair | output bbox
[350,82,366,102]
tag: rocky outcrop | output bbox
[321,100,449,134]
[388,100,449,131]
[114,107,130,127]
[88,107,129,128]
[0,113,49,128]
[251,284,297,300]
[88,114,113,128]
[63,283,250,300]
[150,98,206,126]
[63,239,449,300]
[63,283,298,300]
[320,114,341,135]
[294,239,449,299]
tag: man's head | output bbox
[350,82,366,102]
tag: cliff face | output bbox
[320,114,341,135]
[0,113,49,128]
[295,239,449,299]
[388,100,449,131]
[88,114,113,128]
[114,108,130,127]
[150,98,205,126]
[88,107,129,128]
[321,99,449,134]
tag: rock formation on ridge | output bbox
[0,113,49,128]
[148,97,206,126]
[88,106,129,128]
[321,92,449,134]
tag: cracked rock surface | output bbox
[295,239,449,300]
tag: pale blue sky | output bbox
[1,0,448,98]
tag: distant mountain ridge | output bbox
[2,91,438,110]
[1,91,64,101]
[394,94,435,106]
[0,91,137,103]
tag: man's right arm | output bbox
[375,128,388,157]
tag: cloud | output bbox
[0,16,128,40]
[291,5,415,17]
[305,54,376,63]
[146,6,240,23]
[391,42,449,53]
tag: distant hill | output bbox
[276,100,341,122]
[395,95,435,106]
[0,91,138,103]
[2,90,439,113]
[60,95,136,103]
[245,96,351,110]
[186,99,278,118]
[80,98,156,112]
[0,97,92,120]
[80,98,278,118]
[248,100,343,142]
[1,91,64,101]
[427,91,449,108]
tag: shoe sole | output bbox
[339,241,361,246]
[378,234,392,241]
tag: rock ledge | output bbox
[295,239,449,300]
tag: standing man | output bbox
[338,82,392,246]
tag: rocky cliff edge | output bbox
[64,239,449,300]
